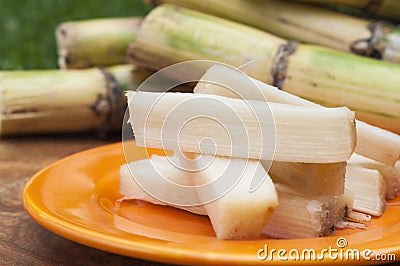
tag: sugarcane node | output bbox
[271,41,298,90]
[92,69,124,139]
[350,21,384,59]
[363,0,384,14]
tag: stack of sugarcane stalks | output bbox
[149,0,400,64]
[2,0,400,139]
[2,0,399,239]
[128,4,400,135]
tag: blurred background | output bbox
[0,0,150,69]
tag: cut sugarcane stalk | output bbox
[183,153,278,239]
[286,0,400,23]
[121,152,278,239]
[129,5,400,134]
[56,18,142,69]
[152,0,400,63]
[127,91,356,163]
[348,154,399,199]
[120,155,206,215]
[266,161,346,196]
[107,64,153,91]
[345,165,386,216]
[120,155,355,239]
[263,183,353,239]
[128,5,285,85]
[0,65,152,136]
[194,64,400,166]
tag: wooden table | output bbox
[0,134,167,265]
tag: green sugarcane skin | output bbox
[284,45,400,133]
[0,69,109,135]
[130,5,400,134]
[0,65,152,136]
[153,0,369,52]
[130,5,285,85]
[154,0,400,64]
[107,64,153,91]
[56,18,142,69]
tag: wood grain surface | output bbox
[0,134,168,266]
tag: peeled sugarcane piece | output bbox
[120,155,206,215]
[129,5,400,134]
[262,183,353,239]
[355,121,400,166]
[120,155,363,239]
[266,161,346,196]
[348,153,399,199]
[345,165,386,216]
[183,153,278,239]
[152,0,400,63]
[286,0,400,23]
[127,91,356,163]
[56,17,142,69]
[121,152,278,239]
[194,64,400,166]
[0,65,152,136]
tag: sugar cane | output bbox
[263,184,353,239]
[0,65,152,136]
[127,91,356,163]
[120,154,206,215]
[151,0,400,63]
[121,152,278,239]
[267,161,346,196]
[129,5,400,134]
[194,65,400,166]
[120,155,356,239]
[183,153,279,240]
[285,0,400,22]
[348,153,399,199]
[56,17,142,69]
[345,165,386,216]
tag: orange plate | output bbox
[23,141,400,265]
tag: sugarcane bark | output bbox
[56,18,141,69]
[152,0,400,64]
[152,0,368,52]
[284,45,400,133]
[0,65,152,136]
[129,5,285,85]
[129,5,400,134]
[0,69,107,135]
